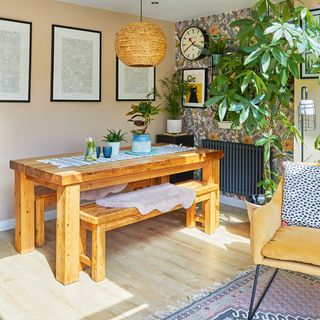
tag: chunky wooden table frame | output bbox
[10,148,223,285]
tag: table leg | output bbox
[202,159,221,232]
[14,172,35,253]
[56,184,80,285]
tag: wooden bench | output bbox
[34,186,56,247]
[79,180,218,282]
[34,179,160,247]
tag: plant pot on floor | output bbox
[132,134,151,153]
[107,142,120,157]
[167,119,182,134]
[245,194,266,223]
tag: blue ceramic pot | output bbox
[102,146,112,158]
[132,134,151,153]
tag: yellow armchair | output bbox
[248,163,320,320]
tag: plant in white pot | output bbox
[102,129,127,157]
[159,71,188,134]
[127,99,161,153]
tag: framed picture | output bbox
[182,68,207,108]
[51,25,101,101]
[0,18,32,102]
[116,57,155,101]
[301,9,320,79]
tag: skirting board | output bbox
[0,210,57,232]
[220,195,246,209]
[0,197,245,232]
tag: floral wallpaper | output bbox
[175,9,294,197]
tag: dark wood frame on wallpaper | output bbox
[300,8,320,79]
[182,68,208,109]
[0,17,32,103]
[116,57,156,101]
[51,24,102,102]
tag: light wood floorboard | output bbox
[0,204,252,320]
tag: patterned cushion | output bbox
[282,162,320,228]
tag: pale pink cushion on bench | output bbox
[96,183,196,215]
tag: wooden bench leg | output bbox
[91,224,106,282]
[203,192,215,235]
[80,226,87,271]
[35,198,45,247]
[186,203,196,228]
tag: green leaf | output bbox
[271,47,287,66]
[241,74,252,93]
[257,0,267,20]
[280,68,288,86]
[261,50,271,73]
[219,98,228,121]
[204,95,224,107]
[288,60,299,78]
[264,23,281,35]
[240,107,249,124]
[244,48,263,65]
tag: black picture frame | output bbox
[0,17,32,102]
[116,57,156,101]
[182,68,208,108]
[51,25,101,102]
[300,8,320,79]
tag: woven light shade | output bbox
[115,22,167,67]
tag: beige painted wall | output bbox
[0,0,175,222]
[294,0,320,162]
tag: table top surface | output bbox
[10,147,223,186]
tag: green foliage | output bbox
[127,99,161,135]
[315,135,320,150]
[102,129,127,143]
[159,71,187,120]
[205,33,230,54]
[204,0,320,199]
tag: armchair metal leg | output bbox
[248,265,278,320]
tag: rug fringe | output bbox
[146,266,257,320]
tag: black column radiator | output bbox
[202,139,264,196]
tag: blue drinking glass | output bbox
[103,146,112,158]
[96,146,101,158]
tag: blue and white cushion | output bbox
[282,162,320,229]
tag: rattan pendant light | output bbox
[115,0,167,67]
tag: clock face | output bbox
[180,27,206,61]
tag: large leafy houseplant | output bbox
[205,0,320,202]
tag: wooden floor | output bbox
[0,205,252,320]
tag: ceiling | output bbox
[58,0,256,22]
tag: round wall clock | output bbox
[180,27,207,61]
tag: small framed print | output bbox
[0,18,32,102]
[182,68,207,108]
[51,25,101,101]
[301,9,320,79]
[116,57,155,101]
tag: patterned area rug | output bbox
[149,267,320,320]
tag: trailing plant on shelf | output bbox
[204,0,320,203]
[102,129,127,143]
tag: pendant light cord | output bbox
[140,0,143,22]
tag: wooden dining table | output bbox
[10,147,223,285]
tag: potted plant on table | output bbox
[204,0,320,221]
[102,129,127,157]
[159,71,188,134]
[127,99,161,153]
